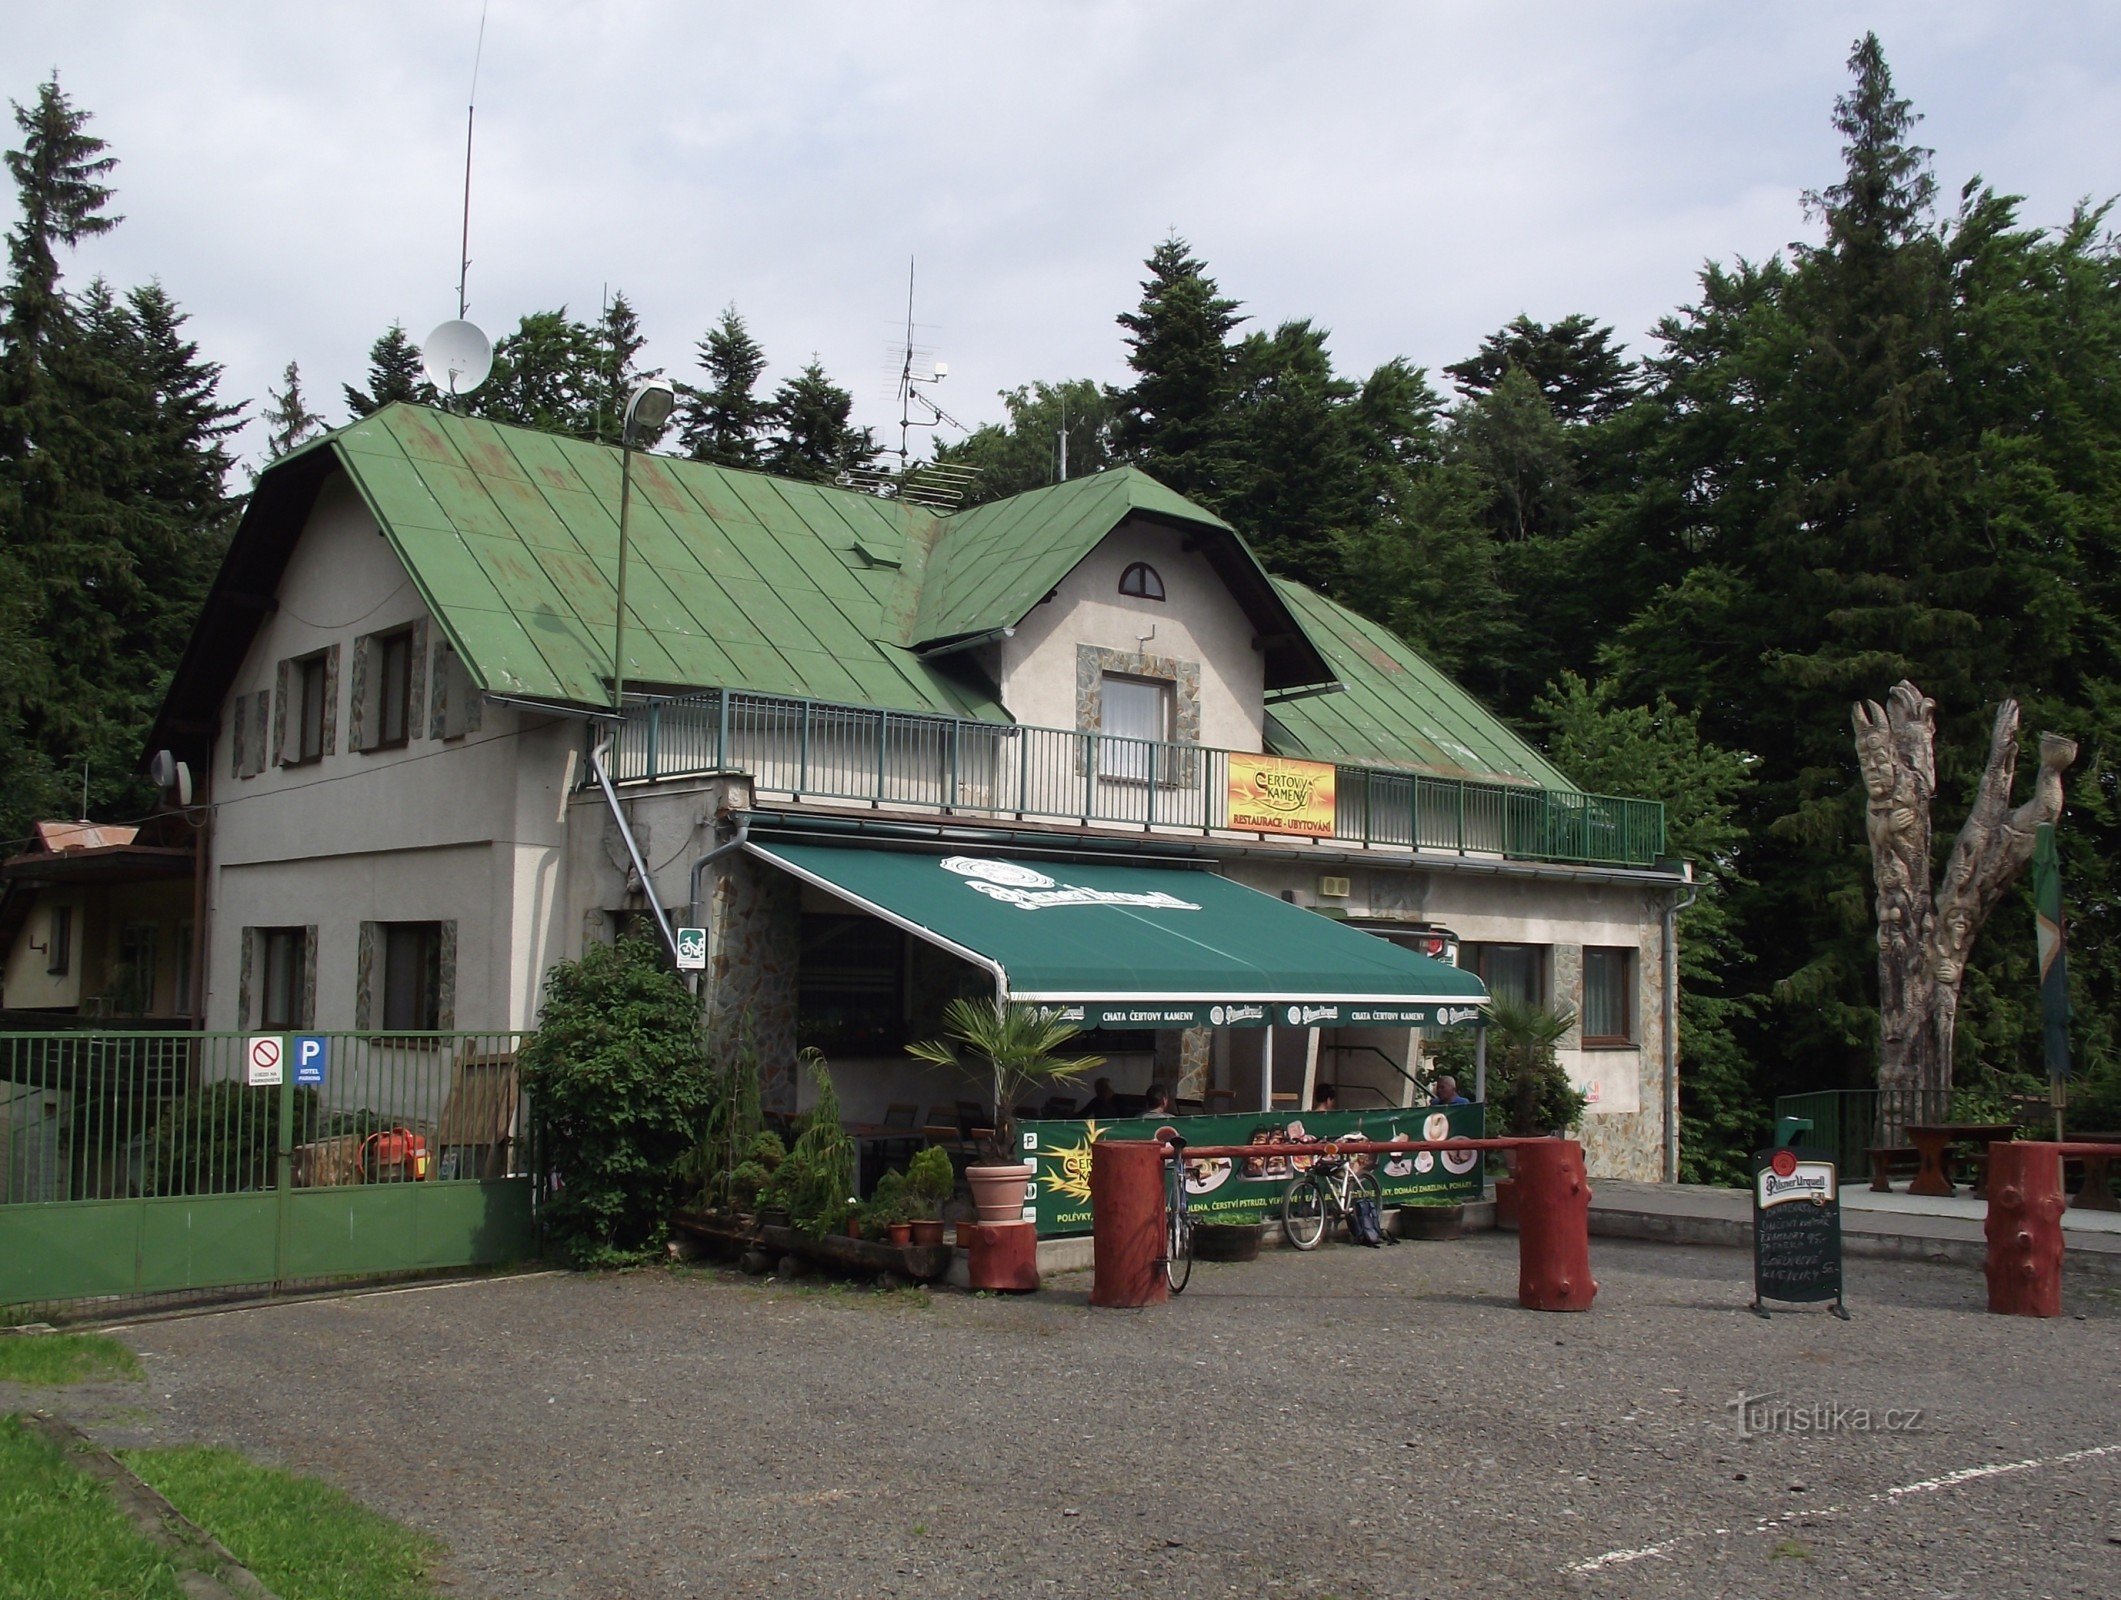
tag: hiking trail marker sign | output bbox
[1750,1145,1849,1320]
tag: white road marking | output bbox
[1568,1441,2121,1574]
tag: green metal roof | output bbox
[197,404,1581,793]
[1265,583,1575,791]
[329,405,998,718]
[913,467,1229,644]
[753,840,1488,1023]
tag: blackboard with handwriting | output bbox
[1750,1146,1848,1319]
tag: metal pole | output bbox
[1474,1027,1488,1108]
[613,440,635,712]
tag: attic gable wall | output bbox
[997,517,1265,750]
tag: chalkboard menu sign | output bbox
[1750,1145,1849,1320]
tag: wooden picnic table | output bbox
[2062,1134,2120,1211]
[1904,1122,2016,1198]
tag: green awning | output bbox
[750,841,1488,1030]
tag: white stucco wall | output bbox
[204,472,577,1034]
[997,518,1266,750]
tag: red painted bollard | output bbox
[1515,1138,1596,1311]
[965,1220,1040,1293]
[1985,1141,2065,1317]
[1090,1139,1167,1308]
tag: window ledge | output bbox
[1579,1039,1639,1052]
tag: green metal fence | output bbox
[0,1031,537,1320]
[609,687,1669,869]
[1772,1088,1954,1176]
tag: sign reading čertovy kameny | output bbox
[1019,1104,1485,1237]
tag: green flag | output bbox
[2034,823,2071,1082]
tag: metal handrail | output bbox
[607,686,1667,869]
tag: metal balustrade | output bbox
[610,688,1667,869]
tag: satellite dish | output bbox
[149,749,193,807]
[422,319,493,396]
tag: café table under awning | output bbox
[747,840,1488,1030]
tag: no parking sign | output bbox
[245,1034,284,1087]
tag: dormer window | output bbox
[1118,562,1165,601]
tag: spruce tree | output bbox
[1114,237,1246,510]
[677,305,770,469]
[586,291,652,444]
[762,359,875,482]
[1444,313,1638,427]
[342,322,437,418]
[474,308,600,437]
[260,360,324,459]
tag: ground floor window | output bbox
[357,920,455,1032]
[1464,942,1547,1008]
[1582,946,1635,1044]
[252,925,314,1030]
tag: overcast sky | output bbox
[8,3,2120,468]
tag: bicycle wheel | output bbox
[1165,1201,1194,1293]
[1282,1173,1328,1250]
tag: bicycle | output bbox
[1160,1132,1193,1293]
[1280,1146,1382,1250]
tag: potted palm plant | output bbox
[1481,999,1587,1226]
[907,998,1103,1223]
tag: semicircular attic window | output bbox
[1118,562,1166,601]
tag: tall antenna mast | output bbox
[457,1,490,320]
[893,255,965,465]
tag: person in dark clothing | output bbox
[1076,1077,1119,1117]
[1430,1074,1470,1106]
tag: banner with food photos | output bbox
[1018,1104,1486,1237]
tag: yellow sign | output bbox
[1227,754,1336,837]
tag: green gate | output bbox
[0,1031,537,1320]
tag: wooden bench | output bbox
[1868,1145,1919,1191]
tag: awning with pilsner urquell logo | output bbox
[747,842,1489,1030]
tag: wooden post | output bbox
[1090,1139,1167,1308]
[1984,1141,2065,1318]
[1515,1139,1596,1311]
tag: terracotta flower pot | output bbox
[887,1221,914,1246]
[909,1219,946,1247]
[965,1161,1034,1223]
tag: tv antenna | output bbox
[893,257,966,465]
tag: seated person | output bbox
[1430,1074,1470,1106]
[1312,1083,1339,1112]
[1143,1083,1175,1116]
[1075,1077,1120,1118]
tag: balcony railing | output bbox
[610,689,1667,869]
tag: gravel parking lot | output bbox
[35,1237,2121,1598]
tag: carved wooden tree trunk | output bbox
[1852,683,2075,1128]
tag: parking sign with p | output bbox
[292,1034,328,1086]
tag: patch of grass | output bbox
[0,1415,185,1598]
[0,1332,141,1386]
[759,1279,934,1311]
[1770,1537,1813,1561]
[123,1446,443,1600]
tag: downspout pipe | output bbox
[1662,874,1699,1184]
[589,733,680,962]
[684,816,752,997]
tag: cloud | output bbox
[7,1,2117,467]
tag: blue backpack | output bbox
[1349,1195,1384,1247]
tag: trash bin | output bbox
[1774,1115,1812,1149]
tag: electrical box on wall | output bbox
[1317,875,1351,899]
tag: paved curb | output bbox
[1585,1204,2121,1276]
[17,1410,280,1600]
